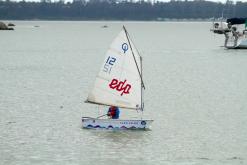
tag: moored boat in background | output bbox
[211,17,247,49]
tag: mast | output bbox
[123,26,145,111]
[140,55,144,111]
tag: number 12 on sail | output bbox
[103,56,116,74]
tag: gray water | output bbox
[1,21,247,165]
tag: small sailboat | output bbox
[82,26,153,130]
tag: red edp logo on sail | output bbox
[109,79,131,96]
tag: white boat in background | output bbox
[211,17,247,49]
[82,26,153,130]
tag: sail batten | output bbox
[87,27,144,110]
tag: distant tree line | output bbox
[0,0,247,20]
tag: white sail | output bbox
[86,27,143,110]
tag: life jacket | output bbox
[108,106,120,119]
[109,107,116,116]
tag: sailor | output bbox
[227,22,232,29]
[231,26,239,47]
[107,106,120,119]
[224,32,229,47]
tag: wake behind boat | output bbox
[211,17,247,49]
[82,26,153,130]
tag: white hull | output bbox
[82,117,153,130]
[226,37,247,49]
[238,38,247,48]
